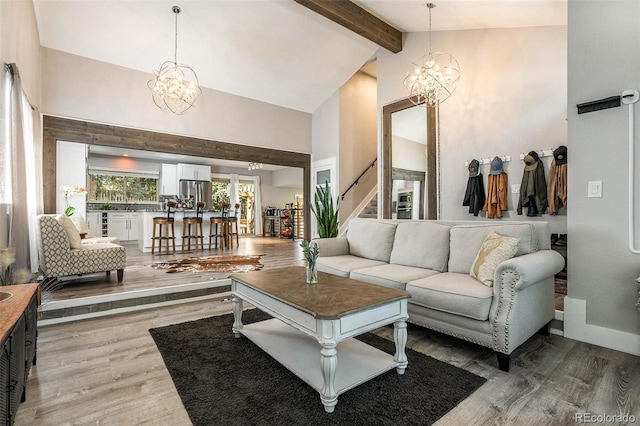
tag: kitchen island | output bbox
[138,210,226,253]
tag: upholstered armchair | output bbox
[36,215,126,283]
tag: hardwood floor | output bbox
[44,236,304,302]
[17,237,640,425]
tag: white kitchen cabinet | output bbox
[128,213,142,241]
[160,164,178,195]
[107,212,141,241]
[177,163,211,181]
[87,212,101,236]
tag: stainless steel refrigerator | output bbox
[179,180,212,209]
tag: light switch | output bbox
[511,184,520,194]
[588,181,602,198]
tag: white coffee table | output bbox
[230,266,411,413]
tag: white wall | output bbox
[260,186,299,209]
[339,71,377,222]
[565,1,640,352]
[392,136,426,172]
[41,48,312,154]
[272,168,303,188]
[57,141,87,215]
[378,26,567,233]
[312,90,340,162]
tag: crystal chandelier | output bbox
[248,162,263,171]
[148,6,202,115]
[403,3,460,106]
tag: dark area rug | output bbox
[148,254,264,274]
[149,309,487,426]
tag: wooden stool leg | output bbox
[171,223,176,254]
[152,222,157,254]
[182,223,186,252]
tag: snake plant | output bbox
[310,182,339,238]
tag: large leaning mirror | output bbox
[382,98,437,219]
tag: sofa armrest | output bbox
[312,237,349,257]
[495,250,565,292]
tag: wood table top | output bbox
[0,283,39,342]
[230,267,410,320]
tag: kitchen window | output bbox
[89,173,158,203]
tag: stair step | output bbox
[358,213,377,219]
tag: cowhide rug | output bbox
[149,254,264,274]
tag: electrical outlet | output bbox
[511,184,520,194]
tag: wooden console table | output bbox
[0,284,39,425]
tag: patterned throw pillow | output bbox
[470,231,521,286]
[57,214,82,249]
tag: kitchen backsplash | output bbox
[87,202,161,211]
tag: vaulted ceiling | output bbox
[33,1,566,114]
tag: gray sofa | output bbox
[314,218,564,372]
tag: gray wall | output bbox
[567,1,640,340]
[0,1,41,108]
[377,26,567,233]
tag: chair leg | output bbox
[117,269,124,282]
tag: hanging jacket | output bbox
[483,171,508,218]
[517,159,548,216]
[548,160,567,215]
[463,174,485,216]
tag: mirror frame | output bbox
[382,98,437,220]
[42,115,311,240]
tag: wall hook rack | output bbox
[519,150,554,160]
[465,155,511,167]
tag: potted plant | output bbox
[300,240,319,284]
[310,182,339,238]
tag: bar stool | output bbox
[209,217,228,249]
[227,215,240,248]
[182,202,205,252]
[152,201,176,255]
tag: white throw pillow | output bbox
[470,231,520,287]
[69,213,90,235]
[57,214,82,249]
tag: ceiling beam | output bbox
[294,0,402,53]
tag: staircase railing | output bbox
[340,158,377,201]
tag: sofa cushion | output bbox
[316,255,386,278]
[389,222,450,272]
[347,219,397,263]
[448,223,536,273]
[351,264,440,290]
[82,236,121,245]
[56,214,82,249]
[470,232,520,286]
[407,273,494,321]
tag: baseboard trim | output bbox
[564,296,640,356]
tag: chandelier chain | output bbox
[174,8,178,64]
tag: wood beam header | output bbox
[294,0,403,53]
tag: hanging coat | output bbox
[483,171,508,219]
[548,159,567,215]
[517,159,548,216]
[463,174,485,216]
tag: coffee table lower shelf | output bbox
[241,318,399,403]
